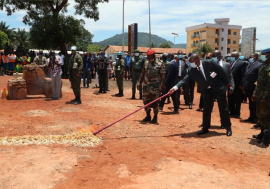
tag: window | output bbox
[221,47,223,50]
[233,32,237,35]
[196,41,199,44]
[194,32,196,35]
[196,31,199,35]
[200,30,206,33]
[228,40,231,44]
[233,41,236,44]
[200,39,206,42]
[227,48,230,53]
[222,28,224,32]
[228,30,231,35]
[215,29,219,35]
[233,49,236,52]
[221,38,224,41]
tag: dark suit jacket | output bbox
[241,60,263,91]
[165,60,179,88]
[176,60,229,95]
[230,59,246,87]
[220,61,235,91]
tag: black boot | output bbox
[253,129,264,139]
[118,90,124,97]
[143,112,151,122]
[131,93,135,99]
[115,89,120,96]
[70,96,77,103]
[73,95,81,105]
[151,115,157,124]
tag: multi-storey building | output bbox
[186,18,242,57]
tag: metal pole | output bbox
[122,0,125,55]
[149,0,151,48]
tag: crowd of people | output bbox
[1,43,269,146]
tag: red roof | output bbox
[105,45,186,54]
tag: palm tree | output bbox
[193,43,213,58]
[15,28,30,47]
[0,21,16,42]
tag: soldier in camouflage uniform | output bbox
[130,49,144,99]
[137,49,165,123]
[69,46,83,105]
[115,51,125,97]
[252,47,270,144]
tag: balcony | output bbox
[191,34,200,39]
[215,34,219,38]
[191,44,199,47]
[228,35,231,39]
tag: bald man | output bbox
[170,54,232,136]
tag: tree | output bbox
[29,14,82,51]
[0,31,9,49]
[0,0,109,54]
[0,21,15,46]
[76,28,94,52]
[159,42,171,48]
[15,28,29,46]
[87,44,104,53]
[193,43,213,58]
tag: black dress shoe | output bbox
[234,115,240,118]
[189,104,193,109]
[226,127,232,136]
[196,108,202,111]
[197,129,209,135]
[243,117,253,122]
[106,89,110,91]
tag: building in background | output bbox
[241,27,256,58]
[186,18,242,57]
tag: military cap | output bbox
[261,48,270,54]
[146,49,155,56]
[135,49,140,52]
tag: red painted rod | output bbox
[93,91,173,135]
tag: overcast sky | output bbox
[1,0,270,49]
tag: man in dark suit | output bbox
[240,53,263,123]
[228,52,246,118]
[170,54,232,136]
[160,54,179,113]
[176,50,191,109]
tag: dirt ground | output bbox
[0,76,269,189]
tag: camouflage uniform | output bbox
[33,56,47,66]
[69,53,83,97]
[254,62,270,130]
[131,56,144,98]
[115,58,125,94]
[143,59,165,115]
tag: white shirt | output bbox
[231,60,237,69]
[60,55,65,66]
[178,60,182,76]
[218,60,223,67]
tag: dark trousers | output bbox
[199,94,203,109]
[202,89,231,129]
[83,68,91,87]
[98,69,106,92]
[228,85,242,116]
[189,79,195,103]
[159,86,177,111]
[176,77,190,107]
[125,66,130,80]
[246,90,256,119]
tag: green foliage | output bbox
[159,42,171,48]
[96,32,186,48]
[150,42,157,48]
[29,14,82,50]
[76,28,94,52]
[87,44,104,53]
[0,31,9,49]
[1,0,108,53]
[15,28,30,47]
[193,43,213,58]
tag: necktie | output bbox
[198,67,206,80]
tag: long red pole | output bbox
[93,91,172,135]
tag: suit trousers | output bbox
[246,90,256,119]
[202,89,231,130]
[188,79,195,103]
[176,77,190,107]
[83,68,91,87]
[98,69,106,91]
[228,85,242,116]
[52,75,61,98]
[199,94,203,109]
[159,86,177,111]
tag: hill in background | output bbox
[95,32,186,48]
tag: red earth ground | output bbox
[0,76,269,189]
